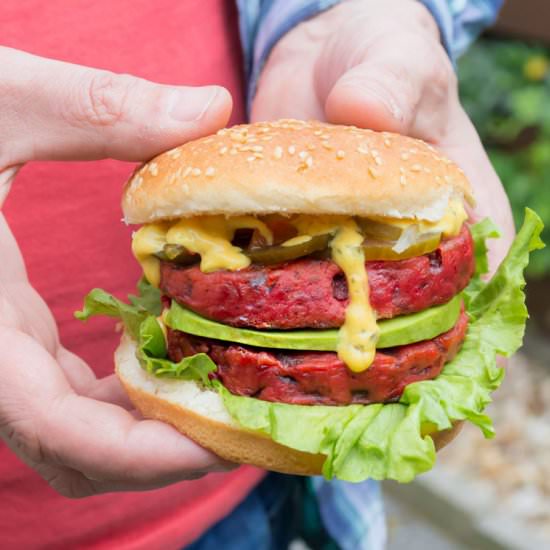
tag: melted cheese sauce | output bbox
[132,215,272,285]
[131,199,467,373]
[329,219,379,372]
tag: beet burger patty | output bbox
[77,119,542,481]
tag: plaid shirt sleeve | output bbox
[235,2,502,549]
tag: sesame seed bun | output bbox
[122,120,474,225]
[115,333,462,476]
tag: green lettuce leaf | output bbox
[137,312,216,384]
[128,277,163,316]
[75,279,163,339]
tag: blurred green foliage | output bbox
[458,39,550,276]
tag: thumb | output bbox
[324,59,421,134]
[1,47,232,164]
[322,33,453,142]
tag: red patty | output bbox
[167,309,468,406]
[161,225,474,329]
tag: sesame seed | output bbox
[306,143,316,151]
[336,150,345,159]
[273,146,283,159]
[217,129,227,136]
[247,155,255,162]
[183,167,192,178]
[357,145,369,155]
[288,146,296,155]
[169,149,181,159]
[219,146,228,155]
[374,156,383,166]
[191,168,201,176]
[399,167,405,174]
[260,127,270,133]
[262,135,273,141]
[384,138,392,147]
[299,151,308,160]
[400,175,407,186]
[322,141,333,150]
[203,137,214,144]
[306,156,313,168]
[368,166,378,178]
[411,164,422,172]
[444,175,453,184]
[230,132,246,143]
[148,162,158,176]
[371,149,380,159]
[254,152,264,159]
[321,134,330,141]
[313,130,323,136]
[401,153,410,161]
[205,167,215,177]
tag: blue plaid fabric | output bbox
[233,2,502,549]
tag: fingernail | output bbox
[167,86,219,122]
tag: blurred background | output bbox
[384,1,550,548]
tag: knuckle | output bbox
[72,71,135,127]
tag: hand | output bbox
[0,46,234,497]
[253,0,515,269]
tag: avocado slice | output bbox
[165,294,462,351]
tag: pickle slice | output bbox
[245,234,331,265]
[154,244,198,266]
[363,233,441,261]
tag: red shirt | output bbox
[1,1,264,548]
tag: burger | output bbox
[77,119,543,482]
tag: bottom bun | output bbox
[115,334,462,477]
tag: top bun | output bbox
[122,119,474,224]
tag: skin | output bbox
[0,0,514,498]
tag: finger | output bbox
[27,451,211,498]
[0,47,232,165]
